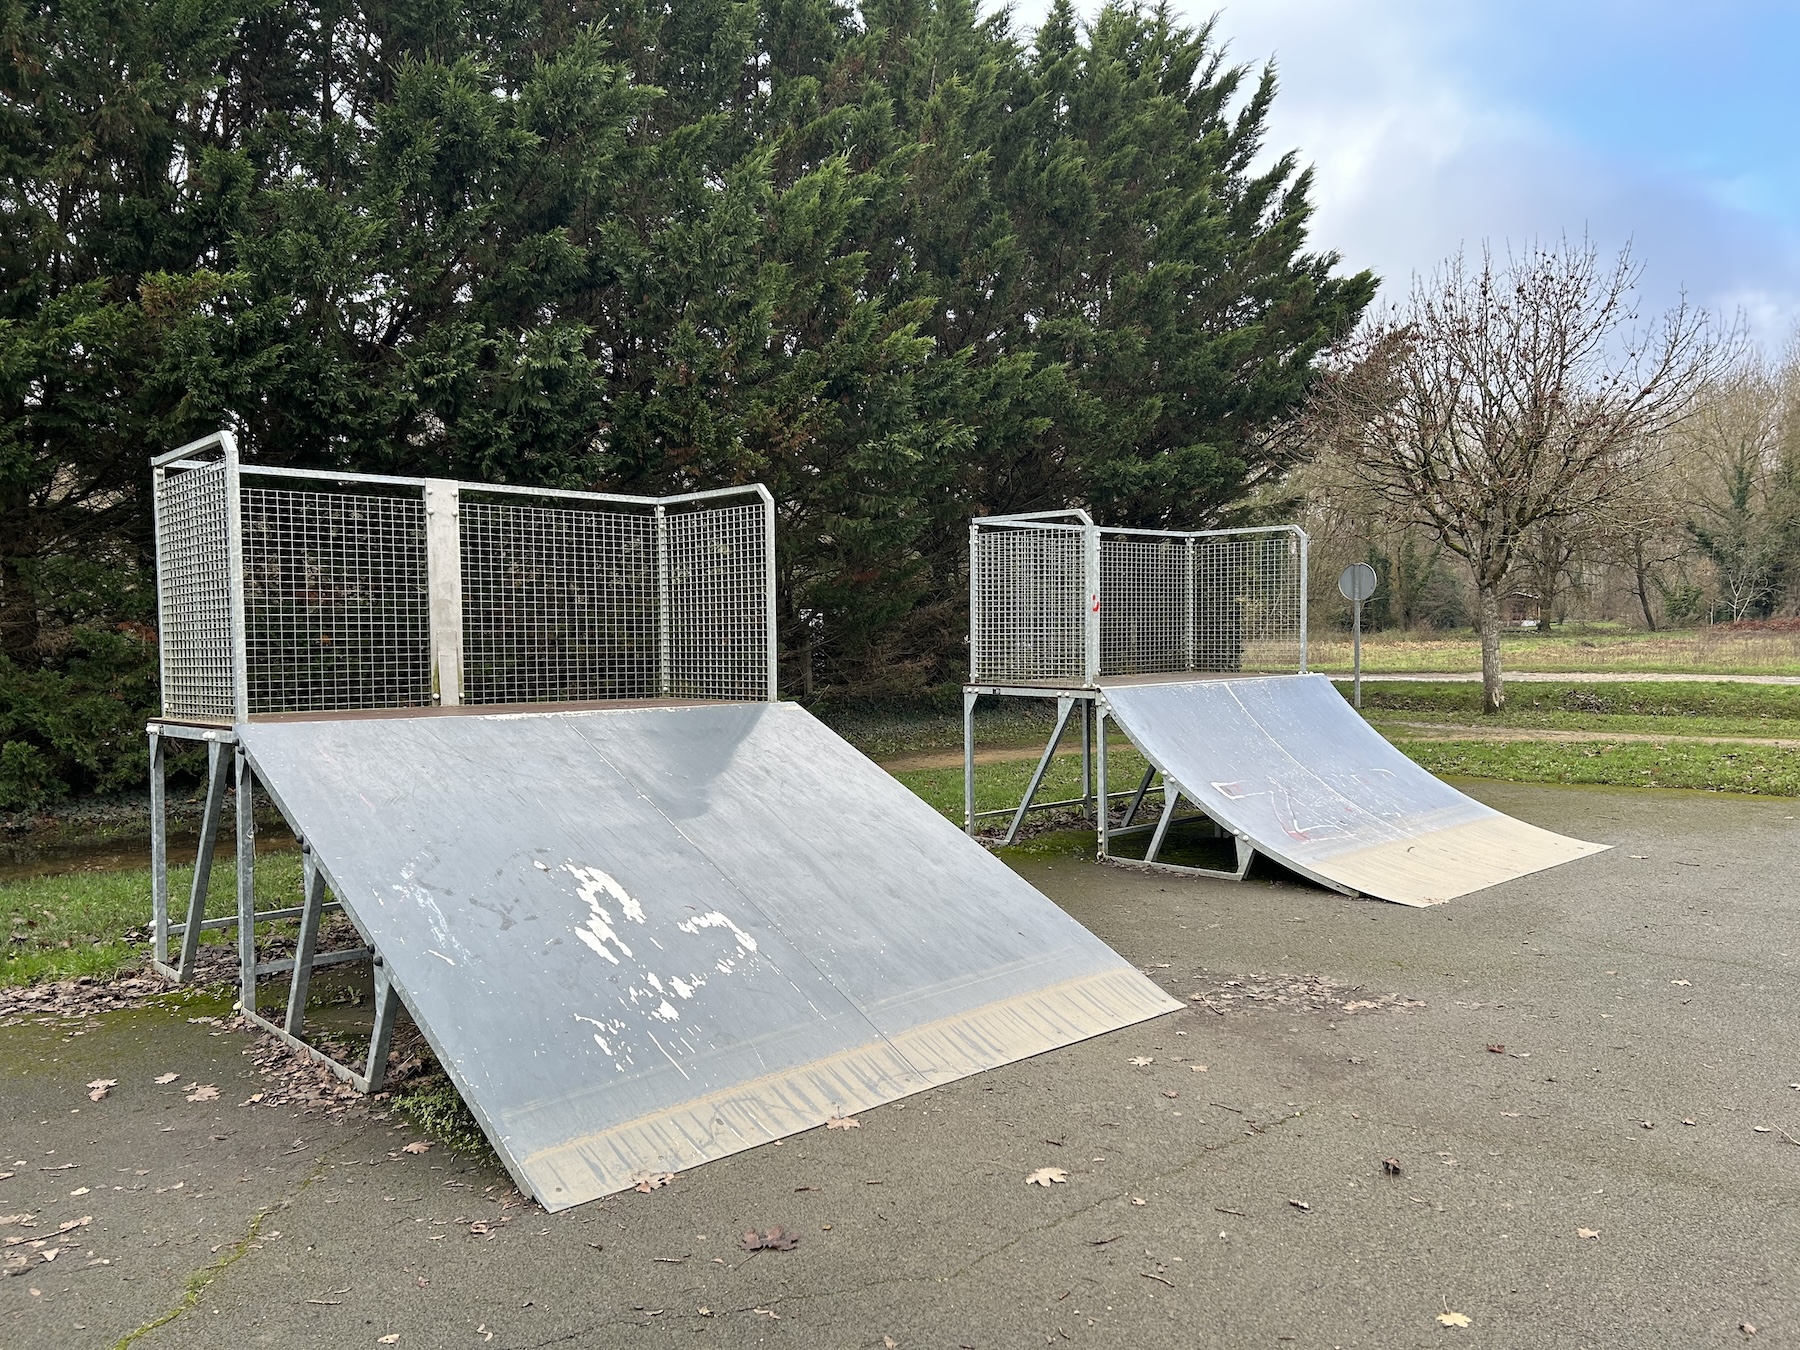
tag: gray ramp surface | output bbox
[1100,674,1607,906]
[238,703,1177,1209]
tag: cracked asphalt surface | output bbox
[4,781,1799,1348]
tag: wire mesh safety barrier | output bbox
[969,524,1090,685]
[241,487,433,714]
[970,515,1306,685]
[668,502,772,701]
[461,500,658,704]
[152,432,776,720]
[153,458,235,720]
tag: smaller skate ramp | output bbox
[238,703,1177,1209]
[1100,674,1607,905]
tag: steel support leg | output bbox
[235,746,257,1015]
[285,848,327,1036]
[1096,704,1110,858]
[963,689,979,835]
[1080,700,1093,820]
[178,740,230,982]
[1002,696,1077,846]
[1145,785,1181,865]
[1121,763,1157,829]
[150,731,169,969]
[363,959,401,1094]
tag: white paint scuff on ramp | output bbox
[1099,673,1608,906]
[236,703,1178,1209]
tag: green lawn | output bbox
[1398,738,1800,796]
[2,852,303,987]
[1309,625,1800,676]
[1346,679,1800,741]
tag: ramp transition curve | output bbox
[239,702,1178,1210]
[1100,674,1608,906]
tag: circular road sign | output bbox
[1337,562,1378,603]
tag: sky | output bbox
[1008,0,1800,351]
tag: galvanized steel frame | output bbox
[963,511,1307,879]
[148,430,778,1097]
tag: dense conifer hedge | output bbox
[0,0,1371,805]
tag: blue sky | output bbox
[1009,1,1800,348]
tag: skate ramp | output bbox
[237,702,1178,1209]
[1100,674,1607,905]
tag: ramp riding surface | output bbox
[1100,673,1607,905]
[238,702,1178,1210]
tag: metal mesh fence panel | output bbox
[1192,532,1303,673]
[240,488,432,713]
[460,501,657,704]
[972,527,1086,683]
[155,462,234,719]
[1099,536,1186,676]
[668,503,768,700]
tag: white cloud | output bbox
[1001,0,1800,348]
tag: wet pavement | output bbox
[3,782,1798,1349]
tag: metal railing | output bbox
[969,511,1307,685]
[153,431,777,721]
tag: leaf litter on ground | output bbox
[739,1226,800,1252]
[1025,1167,1068,1187]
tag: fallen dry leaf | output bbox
[467,1221,493,1236]
[1288,1199,1311,1212]
[1162,1090,1178,1099]
[739,1227,800,1252]
[1683,1118,1697,1126]
[1438,1310,1472,1328]
[1671,979,1691,987]
[401,1141,431,1155]
[86,1079,117,1102]
[825,1116,859,1130]
[1130,1196,1146,1207]
[1741,1323,1756,1337]
[1576,1227,1599,1240]
[1024,1167,1068,1187]
[633,1172,675,1193]
[1128,1056,1154,1067]
[1485,1044,1505,1055]
[1190,1064,1209,1072]
[885,1338,898,1349]
[186,1085,220,1103]
[154,1073,179,1085]
[1382,1158,1403,1176]
[378,1337,400,1345]
[38,1248,58,1263]
[1753,1126,1772,1134]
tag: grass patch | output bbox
[1309,626,1800,676]
[1399,737,1800,795]
[816,695,1061,761]
[891,742,1153,821]
[1,852,305,988]
[1342,678,1800,721]
[391,1071,503,1170]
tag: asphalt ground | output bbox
[3,782,1798,1349]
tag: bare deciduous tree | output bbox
[1311,239,1718,712]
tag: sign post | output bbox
[1337,563,1379,710]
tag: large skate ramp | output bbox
[238,703,1178,1210]
[1100,674,1607,906]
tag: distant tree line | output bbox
[0,0,1372,806]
